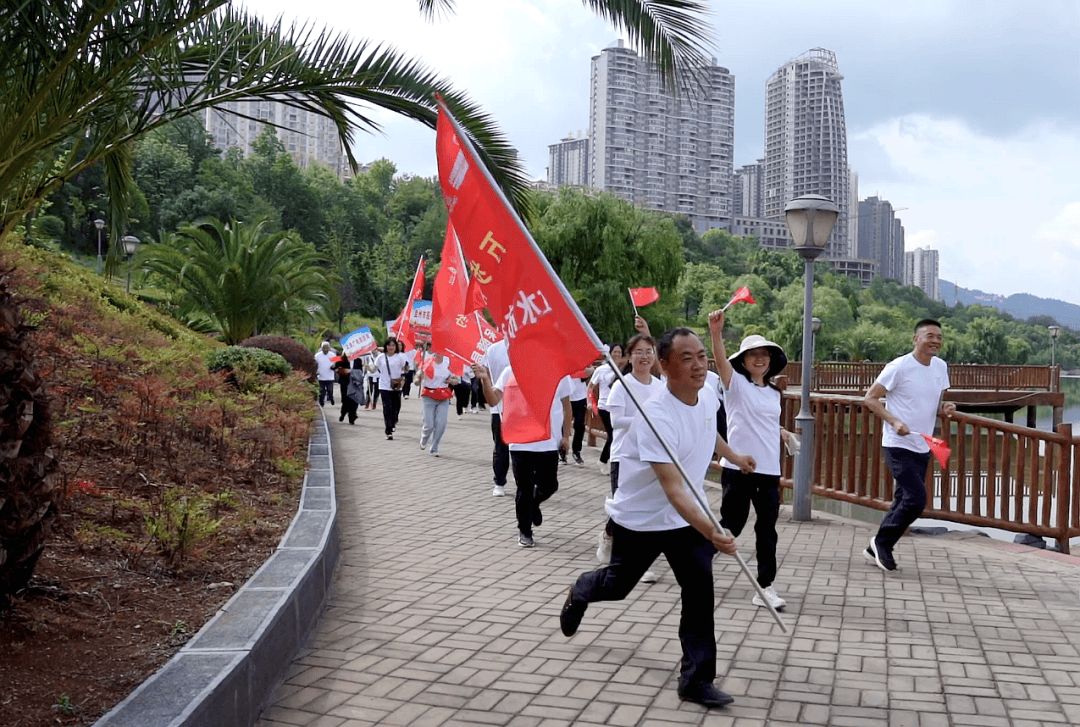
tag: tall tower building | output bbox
[763,48,851,257]
[857,196,905,281]
[202,100,348,178]
[547,133,590,187]
[905,246,940,301]
[733,159,765,217]
[588,41,735,233]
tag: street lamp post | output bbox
[121,235,140,293]
[94,219,105,274]
[1049,325,1061,367]
[785,194,839,521]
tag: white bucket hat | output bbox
[728,334,787,381]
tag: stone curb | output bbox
[94,412,339,727]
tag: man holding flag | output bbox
[861,318,955,572]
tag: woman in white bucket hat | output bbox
[707,309,797,611]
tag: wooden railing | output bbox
[779,392,1080,552]
[586,391,1080,551]
[783,362,1060,392]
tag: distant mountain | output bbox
[939,281,1080,332]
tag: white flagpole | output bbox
[605,352,789,633]
[435,98,604,354]
[628,288,639,317]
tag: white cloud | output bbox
[854,116,1080,304]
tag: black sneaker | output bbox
[864,537,896,571]
[518,533,535,548]
[532,504,543,527]
[677,683,734,708]
[559,586,587,636]
[558,450,567,464]
[573,452,584,466]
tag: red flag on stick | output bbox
[920,433,952,468]
[389,256,426,350]
[430,222,499,372]
[435,97,602,442]
[721,286,756,312]
[629,287,660,307]
[587,387,599,416]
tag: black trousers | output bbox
[380,389,401,435]
[719,469,780,588]
[490,413,510,487]
[570,399,586,455]
[510,449,558,536]
[598,410,614,464]
[571,523,718,691]
[318,380,335,406]
[454,382,471,415]
[471,378,487,409]
[402,369,415,397]
[877,447,932,549]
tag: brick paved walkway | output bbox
[256,396,1080,727]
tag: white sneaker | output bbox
[599,461,610,475]
[420,438,429,451]
[596,531,612,564]
[492,485,505,497]
[641,570,659,583]
[752,586,786,611]
[470,407,477,413]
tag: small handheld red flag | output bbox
[721,286,756,312]
[587,387,599,416]
[629,287,660,307]
[920,434,951,468]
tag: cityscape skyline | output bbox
[243,0,1079,307]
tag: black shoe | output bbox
[339,413,345,422]
[864,537,897,572]
[559,586,586,637]
[573,452,584,466]
[386,434,393,440]
[677,683,734,708]
[558,450,567,464]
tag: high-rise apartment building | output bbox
[763,48,851,257]
[905,246,940,301]
[547,133,590,187]
[856,196,905,281]
[733,159,765,218]
[588,41,735,233]
[202,100,348,178]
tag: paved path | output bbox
[256,396,1080,727]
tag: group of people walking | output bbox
[315,313,954,710]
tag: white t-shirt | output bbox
[314,350,336,381]
[589,364,620,411]
[373,351,409,391]
[606,375,663,461]
[421,356,453,389]
[721,373,782,476]
[606,385,719,531]
[494,369,572,452]
[569,376,587,402]
[876,352,950,453]
[482,339,511,414]
[704,370,724,403]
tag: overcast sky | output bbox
[243,0,1080,307]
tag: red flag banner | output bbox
[499,373,550,444]
[587,387,599,416]
[920,433,952,469]
[629,287,660,307]
[436,99,601,441]
[722,285,756,311]
[430,222,502,371]
[390,256,426,350]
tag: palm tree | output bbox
[139,217,340,344]
[1,0,713,273]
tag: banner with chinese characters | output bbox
[435,100,602,438]
[341,326,378,361]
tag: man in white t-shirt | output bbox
[314,341,336,407]
[474,364,572,548]
[862,318,955,572]
[481,339,512,497]
[559,328,755,710]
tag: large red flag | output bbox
[389,256,425,350]
[435,99,602,441]
[430,222,500,374]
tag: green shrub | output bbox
[239,334,318,383]
[206,346,290,377]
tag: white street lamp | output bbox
[94,218,105,274]
[1049,325,1061,367]
[121,235,140,293]
[785,194,839,521]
